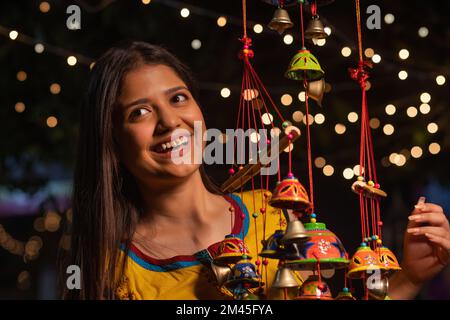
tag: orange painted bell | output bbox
[293,275,333,300]
[347,244,385,279]
[377,246,401,272]
[285,221,349,270]
[269,174,311,211]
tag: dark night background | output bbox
[0,0,449,299]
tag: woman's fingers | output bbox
[407,226,448,238]
[425,233,450,265]
[413,203,444,215]
[408,211,450,228]
[425,233,450,251]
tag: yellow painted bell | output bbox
[377,246,401,272]
[305,15,328,40]
[268,8,294,35]
[347,245,385,279]
[285,48,325,81]
[306,78,325,106]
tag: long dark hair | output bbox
[60,41,221,299]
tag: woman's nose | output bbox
[154,104,182,135]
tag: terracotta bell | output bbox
[347,245,385,279]
[285,48,325,81]
[224,259,262,290]
[293,275,333,300]
[269,175,311,211]
[268,8,294,35]
[377,246,401,272]
[214,234,252,265]
[285,221,349,270]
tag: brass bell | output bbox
[210,262,232,287]
[281,220,309,244]
[305,15,328,40]
[306,78,325,107]
[368,276,389,300]
[268,8,294,35]
[271,266,299,288]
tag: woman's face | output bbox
[113,64,205,186]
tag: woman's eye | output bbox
[129,107,151,120]
[171,93,188,104]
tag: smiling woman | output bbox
[60,41,234,299]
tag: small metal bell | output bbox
[281,220,309,244]
[268,8,294,35]
[210,262,232,287]
[271,266,299,288]
[306,78,325,107]
[368,276,389,300]
[305,15,328,40]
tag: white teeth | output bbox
[155,135,190,152]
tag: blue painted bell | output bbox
[224,259,262,290]
[259,230,285,259]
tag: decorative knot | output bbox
[348,60,372,88]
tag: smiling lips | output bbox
[153,136,190,153]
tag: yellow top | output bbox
[115,189,302,300]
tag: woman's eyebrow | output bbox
[122,86,189,110]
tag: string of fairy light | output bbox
[2,0,446,173]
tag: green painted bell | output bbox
[285,49,325,81]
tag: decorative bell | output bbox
[305,15,328,40]
[269,175,311,211]
[271,266,299,288]
[306,78,325,106]
[268,8,294,35]
[281,220,309,244]
[285,48,325,81]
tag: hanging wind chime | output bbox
[216,0,307,300]
[347,0,401,300]
[280,0,349,300]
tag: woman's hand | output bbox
[389,197,450,299]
